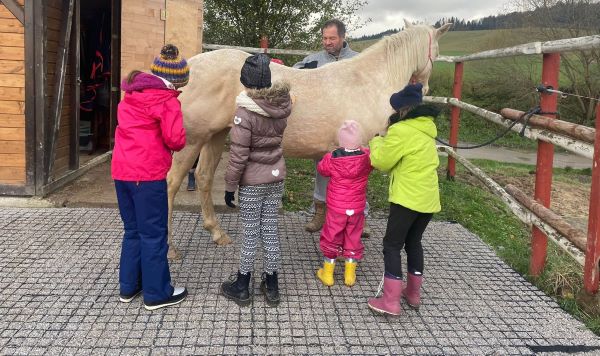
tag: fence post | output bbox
[447,61,464,180]
[584,103,600,293]
[530,53,560,276]
[260,35,268,53]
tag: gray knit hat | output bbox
[240,54,271,89]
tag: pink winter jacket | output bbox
[111,73,186,181]
[317,148,373,215]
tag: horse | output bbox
[166,20,452,258]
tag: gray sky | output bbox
[349,0,510,37]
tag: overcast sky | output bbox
[349,0,511,37]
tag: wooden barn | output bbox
[0,0,203,196]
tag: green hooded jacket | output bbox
[369,111,441,213]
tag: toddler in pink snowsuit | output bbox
[316,120,373,287]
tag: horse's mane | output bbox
[360,25,431,85]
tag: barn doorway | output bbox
[78,0,121,164]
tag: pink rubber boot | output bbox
[368,277,403,316]
[403,272,423,309]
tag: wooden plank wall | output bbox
[0,0,25,185]
[120,1,165,81]
[46,0,72,180]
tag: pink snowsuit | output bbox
[317,148,373,260]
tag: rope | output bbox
[537,85,600,102]
[435,106,542,150]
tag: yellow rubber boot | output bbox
[316,260,335,286]
[344,260,357,287]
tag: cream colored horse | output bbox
[167,21,451,257]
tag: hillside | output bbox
[351,28,549,56]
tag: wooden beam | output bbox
[501,108,595,144]
[438,146,586,265]
[22,0,35,195]
[202,43,313,56]
[39,151,111,196]
[434,35,600,63]
[506,184,587,252]
[68,0,79,170]
[0,0,24,25]
[33,0,47,194]
[425,96,594,159]
[46,0,74,183]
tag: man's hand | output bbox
[224,191,236,208]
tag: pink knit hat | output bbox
[338,120,362,150]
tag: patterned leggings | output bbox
[238,181,284,274]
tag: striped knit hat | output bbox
[151,44,189,88]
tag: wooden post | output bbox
[46,0,74,182]
[260,35,268,53]
[530,53,560,276]
[584,103,600,293]
[447,62,463,180]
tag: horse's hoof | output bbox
[215,234,232,245]
[168,247,181,260]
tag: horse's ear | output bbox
[436,23,452,38]
[403,19,413,29]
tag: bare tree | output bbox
[509,0,600,125]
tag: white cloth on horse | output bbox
[236,91,270,117]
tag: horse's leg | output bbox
[197,128,232,245]
[167,142,203,259]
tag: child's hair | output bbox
[126,70,143,84]
[388,105,418,127]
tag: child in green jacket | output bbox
[367,83,441,316]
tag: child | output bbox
[112,44,189,311]
[221,54,292,307]
[367,82,441,316]
[315,120,372,287]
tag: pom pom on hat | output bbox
[151,44,190,89]
[338,120,362,150]
[389,82,423,111]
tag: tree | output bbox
[203,0,369,49]
[509,0,600,125]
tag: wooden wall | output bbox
[165,0,200,59]
[0,0,25,185]
[120,1,165,81]
[46,0,73,180]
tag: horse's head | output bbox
[404,20,452,94]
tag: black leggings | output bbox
[383,203,432,278]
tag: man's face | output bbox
[322,25,344,56]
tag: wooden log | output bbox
[505,184,587,252]
[424,96,594,159]
[202,43,314,56]
[501,108,595,144]
[438,146,586,265]
[434,35,600,63]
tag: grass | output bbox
[283,157,600,335]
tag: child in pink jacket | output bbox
[112,44,188,311]
[316,120,373,287]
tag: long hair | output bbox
[126,70,142,84]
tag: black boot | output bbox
[221,271,251,306]
[260,272,280,306]
[187,171,196,191]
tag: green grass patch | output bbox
[283,157,600,335]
